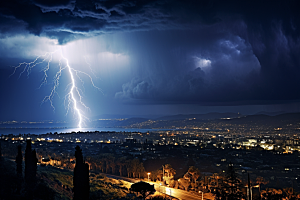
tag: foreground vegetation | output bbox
[0,158,132,200]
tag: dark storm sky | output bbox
[1,0,300,122]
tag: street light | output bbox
[147,172,151,182]
[199,190,203,200]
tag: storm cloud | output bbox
[1,0,300,119]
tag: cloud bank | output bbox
[1,0,300,106]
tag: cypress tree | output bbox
[25,140,37,197]
[73,146,90,200]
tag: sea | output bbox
[0,127,171,135]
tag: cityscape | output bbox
[1,112,300,199]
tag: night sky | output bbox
[1,0,300,123]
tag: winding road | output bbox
[103,173,214,200]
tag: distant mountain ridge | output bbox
[2,112,299,129]
[254,111,290,116]
[156,112,242,120]
[223,112,300,126]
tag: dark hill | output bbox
[157,112,242,120]
[225,113,300,126]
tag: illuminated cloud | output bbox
[193,57,211,70]
[1,0,300,121]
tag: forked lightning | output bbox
[10,49,101,128]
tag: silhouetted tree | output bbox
[137,162,145,179]
[109,156,116,174]
[131,159,140,178]
[214,163,244,200]
[156,170,163,182]
[116,157,126,176]
[188,166,201,185]
[25,140,38,197]
[256,176,268,195]
[126,160,131,177]
[73,146,90,200]
[16,145,23,194]
[178,178,190,191]
[149,170,158,182]
[130,181,156,199]
[105,157,111,173]
[163,164,176,178]
[163,164,176,185]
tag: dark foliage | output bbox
[25,140,38,197]
[214,163,245,200]
[73,145,90,200]
[34,181,56,200]
[0,158,19,199]
[130,181,155,199]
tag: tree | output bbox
[169,180,176,188]
[178,178,190,191]
[116,157,126,176]
[25,140,38,197]
[105,157,111,174]
[156,170,163,181]
[214,163,244,200]
[73,146,90,200]
[110,157,116,174]
[256,176,268,194]
[188,166,201,185]
[131,159,140,178]
[163,164,176,185]
[163,164,176,178]
[126,160,132,178]
[137,162,145,179]
[183,172,192,182]
[150,170,159,182]
[130,181,156,199]
[116,161,123,176]
[98,158,105,173]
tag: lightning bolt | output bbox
[9,48,102,128]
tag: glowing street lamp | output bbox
[199,190,203,200]
[147,172,151,182]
